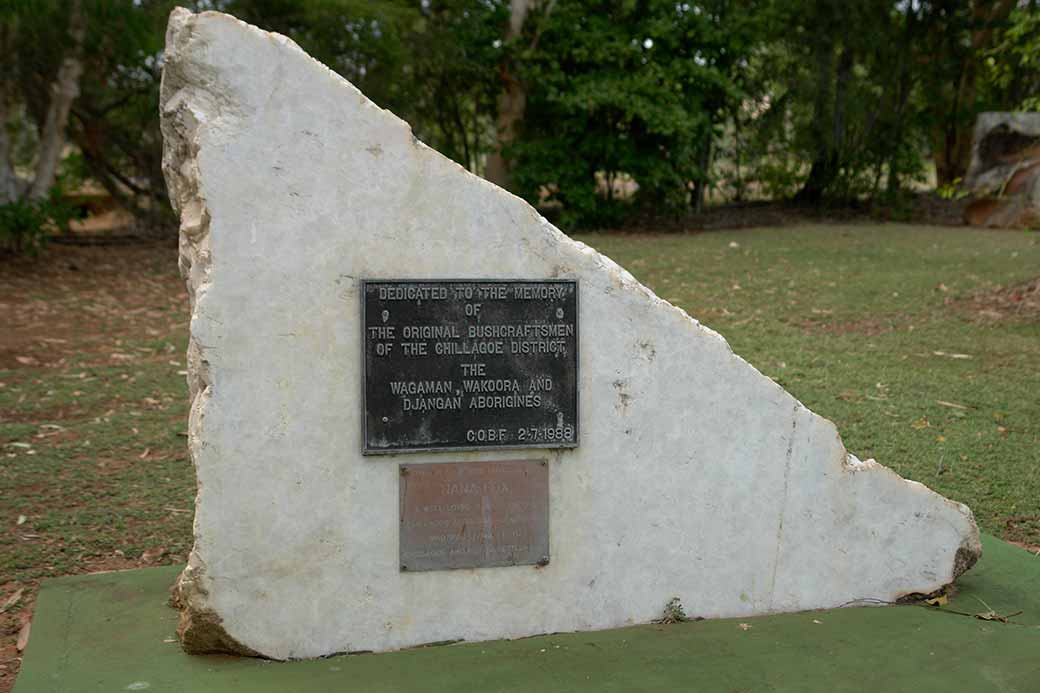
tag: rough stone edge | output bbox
[843,455,982,587]
[172,559,261,656]
[157,6,984,655]
[160,7,258,658]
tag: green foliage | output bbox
[936,177,969,201]
[0,198,48,255]
[2,0,179,225]
[659,597,689,624]
[511,0,759,228]
[73,0,180,224]
[221,0,505,172]
[219,0,421,109]
[42,186,81,234]
[984,8,1040,111]
[403,1,505,170]
[2,0,1038,230]
[0,185,83,255]
[740,1,933,201]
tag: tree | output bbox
[781,0,924,202]
[3,0,1032,245]
[982,2,1040,111]
[724,1,942,203]
[222,0,504,175]
[510,0,757,227]
[680,0,766,212]
[916,0,1018,185]
[0,15,17,203]
[69,0,178,227]
[485,0,554,190]
[0,0,88,204]
[407,0,505,173]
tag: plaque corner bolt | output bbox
[400,466,409,476]
[400,564,409,572]
[537,556,550,567]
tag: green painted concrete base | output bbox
[15,535,1040,693]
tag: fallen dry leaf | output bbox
[932,351,972,359]
[973,609,1021,623]
[738,623,752,631]
[971,596,1022,623]
[141,547,167,563]
[16,620,31,652]
[911,417,930,430]
[1,588,24,613]
[925,594,948,606]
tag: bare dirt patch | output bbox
[958,276,1040,323]
[0,582,36,690]
[1003,516,1040,554]
[0,242,186,371]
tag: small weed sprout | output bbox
[660,597,687,624]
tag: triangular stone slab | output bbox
[160,8,980,660]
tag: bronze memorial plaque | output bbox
[362,279,578,454]
[399,459,549,572]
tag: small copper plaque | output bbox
[399,459,549,572]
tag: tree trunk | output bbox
[28,0,86,200]
[831,46,853,162]
[885,76,914,195]
[795,34,836,203]
[0,81,18,205]
[691,134,713,213]
[732,111,744,203]
[930,0,1017,186]
[798,38,855,203]
[485,0,532,190]
[931,59,979,186]
[0,20,19,204]
[883,9,919,196]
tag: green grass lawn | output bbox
[0,224,1038,688]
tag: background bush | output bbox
[0,0,1036,236]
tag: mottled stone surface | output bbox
[161,8,980,660]
[964,112,1040,229]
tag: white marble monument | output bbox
[161,8,980,660]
